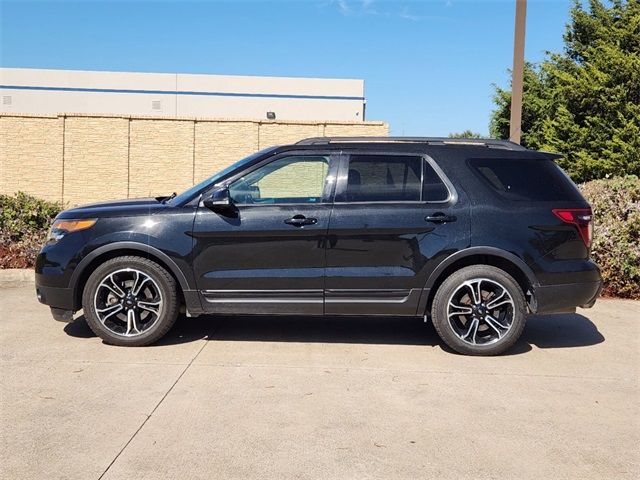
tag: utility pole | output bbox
[510,0,527,144]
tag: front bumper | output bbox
[35,283,75,311]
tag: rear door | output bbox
[324,151,469,315]
[192,151,339,315]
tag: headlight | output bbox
[47,219,97,243]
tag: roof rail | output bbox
[295,136,527,151]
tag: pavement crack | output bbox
[96,333,212,479]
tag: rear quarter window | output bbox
[469,158,583,202]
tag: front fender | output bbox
[69,240,194,293]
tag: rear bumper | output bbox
[533,280,603,314]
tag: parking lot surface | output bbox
[1,285,638,479]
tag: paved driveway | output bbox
[1,285,638,479]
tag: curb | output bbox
[0,269,35,286]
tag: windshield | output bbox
[167,147,278,205]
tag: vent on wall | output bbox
[151,100,162,110]
[3,96,12,106]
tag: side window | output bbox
[422,161,450,202]
[343,155,449,202]
[229,155,329,205]
[469,158,583,201]
[345,155,421,202]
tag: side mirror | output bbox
[203,186,232,212]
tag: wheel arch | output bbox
[422,247,538,315]
[70,242,192,311]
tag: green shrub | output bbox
[0,192,62,268]
[580,175,640,299]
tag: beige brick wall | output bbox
[258,123,324,149]
[0,115,64,202]
[129,119,194,197]
[323,122,389,137]
[194,121,259,184]
[63,116,129,205]
[0,113,388,206]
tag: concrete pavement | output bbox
[1,285,638,479]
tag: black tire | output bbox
[431,265,527,356]
[82,256,179,346]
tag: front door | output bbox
[192,152,338,315]
[324,152,469,315]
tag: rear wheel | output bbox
[431,265,527,356]
[82,256,179,346]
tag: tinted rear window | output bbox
[469,158,583,201]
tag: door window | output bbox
[229,155,330,205]
[342,155,449,202]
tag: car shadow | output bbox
[521,312,605,349]
[64,311,605,355]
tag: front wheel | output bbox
[431,265,527,356]
[82,256,180,346]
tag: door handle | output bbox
[284,214,318,227]
[425,212,457,224]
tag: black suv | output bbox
[35,137,602,355]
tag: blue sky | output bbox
[0,0,571,135]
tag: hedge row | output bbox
[580,175,640,299]
[1,178,639,299]
[0,192,62,269]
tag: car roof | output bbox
[275,137,562,160]
[296,136,527,150]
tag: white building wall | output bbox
[0,68,366,121]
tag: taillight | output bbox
[552,208,593,248]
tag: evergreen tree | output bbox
[490,0,640,182]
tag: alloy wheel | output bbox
[446,278,515,346]
[93,268,164,337]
